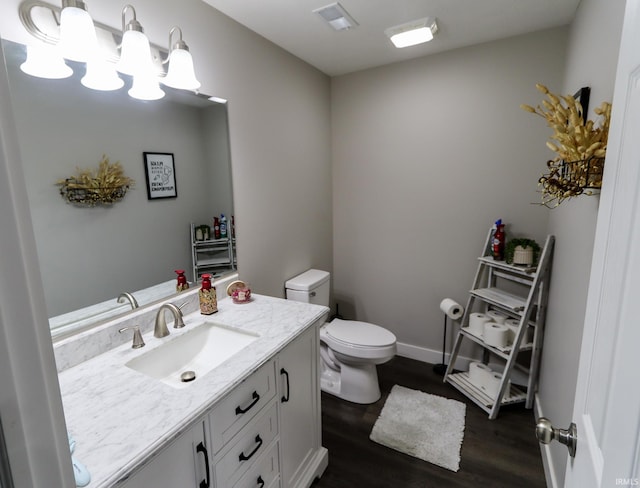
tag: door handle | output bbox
[235,391,260,415]
[239,435,263,461]
[536,417,577,457]
[280,368,290,403]
[196,442,211,488]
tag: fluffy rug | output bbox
[369,385,466,472]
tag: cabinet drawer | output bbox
[233,439,280,488]
[215,402,279,487]
[210,361,276,453]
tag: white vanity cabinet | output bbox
[120,418,211,488]
[209,319,326,488]
[115,317,327,488]
[277,324,326,488]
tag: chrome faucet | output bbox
[154,303,186,338]
[119,326,145,349]
[117,292,139,310]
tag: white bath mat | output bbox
[369,385,466,472]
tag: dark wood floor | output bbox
[312,356,546,488]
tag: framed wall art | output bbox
[143,152,177,200]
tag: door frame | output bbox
[0,29,74,487]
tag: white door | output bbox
[556,0,640,485]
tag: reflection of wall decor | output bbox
[143,152,177,200]
[521,83,611,208]
[57,155,134,207]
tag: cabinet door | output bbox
[121,419,211,488]
[278,325,321,488]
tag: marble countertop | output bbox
[57,294,328,488]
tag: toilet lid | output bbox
[324,319,396,348]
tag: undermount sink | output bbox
[125,322,259,388]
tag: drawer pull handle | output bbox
[239,435,263,462]
[235,391,260,415]
[280,368,290,403]
[196,442,211,488]
[257,475,265,487]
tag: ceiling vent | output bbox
[313,2,358,31]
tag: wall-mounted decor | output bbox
[143,152,177,200]
[521,84,611,208]
[57,155,134,207]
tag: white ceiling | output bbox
[201,0,581,76]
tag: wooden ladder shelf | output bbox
[444,229,555,419]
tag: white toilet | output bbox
[285,269,397,404]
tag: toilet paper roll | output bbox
[504,318,533,344]
[469,313,490,336]
[483,322,510,348]
[468,361,492,389]
[486,310,508,324]
[440,298,464,320]
[484,372,511,398]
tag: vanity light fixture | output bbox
[160,27,201,91]
[81,28,124,91]
[81,57,125,91]
[116,5,164,100]
[128,72,165,100]
[385,17,438,48]
[17,0,203,100]
[58,0,98,62]
[115,5,154,76]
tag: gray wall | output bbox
[0,0,333,300]
[537,0,626,485]
[331,28,566,359]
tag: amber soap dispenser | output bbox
[199,274,218,315]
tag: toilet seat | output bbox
[321,319,397,360]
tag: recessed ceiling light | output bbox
[313,2,358,31]
[385,17,438,48]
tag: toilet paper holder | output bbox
[434,299,464,376]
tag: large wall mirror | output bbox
[2,38,236,337]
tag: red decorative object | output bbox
[175,269,189,291]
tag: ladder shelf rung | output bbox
[470,287,527,312]
[492,269,535,286]
[446,372,527,408]
[478,256,537,276]
[460,328,533,356]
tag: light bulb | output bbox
[20,43,73,79]
[128,74,165,101]
[161,48,201,91]
[81,58,124,91]
[116,29,153,77]
[58,4,98,62]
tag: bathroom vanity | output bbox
[55,292,329,488]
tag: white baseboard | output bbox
[396,341,476,371]
[534,394,561,488]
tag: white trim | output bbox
[396,341,476,370]
[534,394,561,488]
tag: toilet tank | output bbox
[285,269,330,307]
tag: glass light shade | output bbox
[161,48,201,91]
[81,58,124,91]
[20,44,73,79]
[128,74,165,101]
[389,26,434,48]
[58,6,98,62]
[116,29,153,76]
